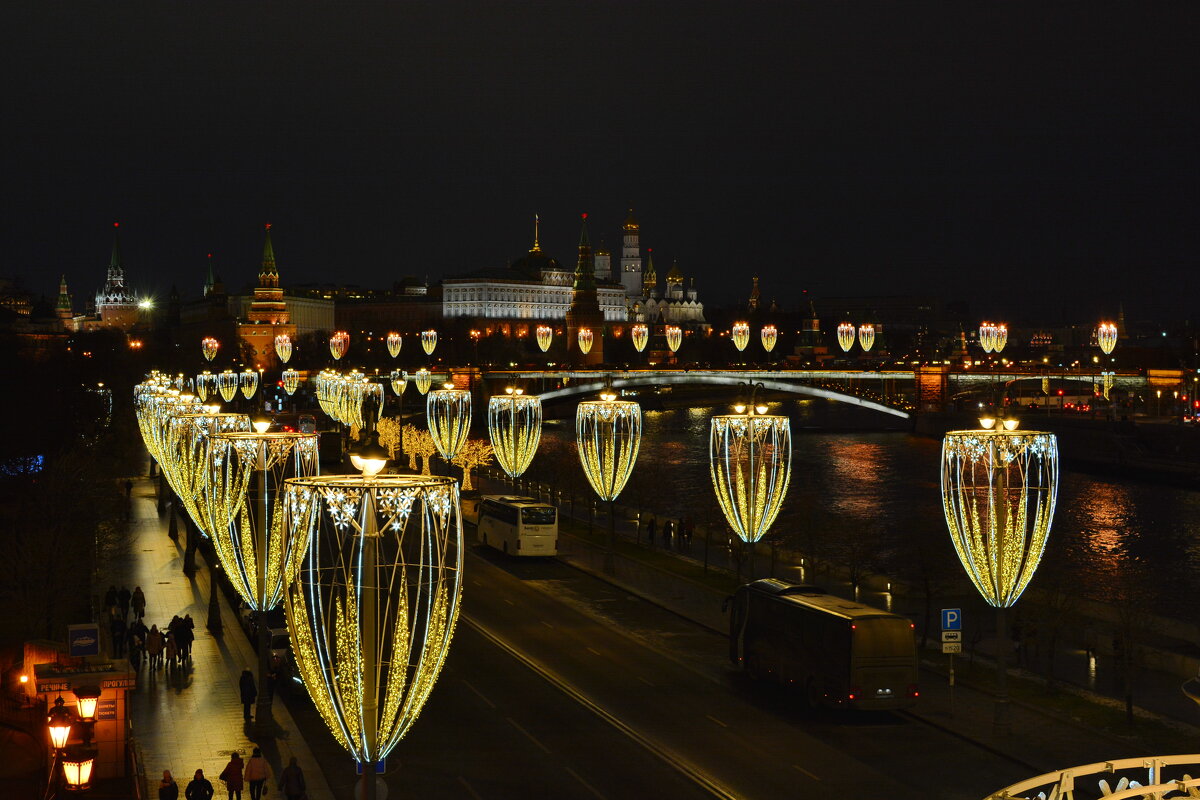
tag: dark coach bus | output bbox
[728,579,919,710]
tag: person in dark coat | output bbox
[239,669,257,721]
[159,769,179,800]
[277,758,305,800]
[131,586,146,620]
[219,752,245,800]
[662,519,673,548]
[179,615,195,659]
[646,516,657,546]
[110,614,126,658]
[185,769,214,800]
[104,585,118,611]
[118,586,132,620]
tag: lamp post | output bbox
[941,417,1058,737]
[576,390,642,573]
[60,747,97,794]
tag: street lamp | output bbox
[72,686,100,746]
[427,384,471,461]
[731,322,750,352]
[941,418,1058,736]
[837,322,855,353]
[577,390,642,571]
[60,747,97,792]
[47,695,72,750]
[386,332,402,359]
[282,473,464,800]
[488,388,542,479]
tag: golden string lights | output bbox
[994,324,1008,353]
[202,337,219,362]
[1097,322,1118,355]
[709,398,791,546]
[274,333,292,364]
[414,368,432,395]
[665,326,682,353]
[195,371,213,402]
[858,323,875,352]
[487,388,542,479]
[761,324,777,353]
[281,474,464,767]
[329,331,350,361]
[536,325,553,353]
[979,322,997,353]
[165,411,252,535]
[631,324,648,353]
[240,368,260,399]
[387,332,402,359]
[837,322,856,352]
[217,370,239,403]
[576,391,641,503]
[282,369,300,396]
[421,329,438,356]
[390,369,407,397]
[731,322,750,352]
[313,371,384,428]
[577,327,594,355]
[427,384,471,461]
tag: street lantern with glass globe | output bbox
[631,324,648,354]
[47,695,72,750]
[577,390,642,570]
[941,417,1058,737]
[577,328,594,355]
[709,390,791,579]
[837,322,856,352]
[60,747,97,792]
[427,384,471,461]
[536,325,553,353]
[281,471,464,800]
[421,329,438,356]
[202,337,219,362]
[731,322,750,352]
[386,332,402,359]
[72,686,100,746]
[488,388,542,479]
[274,333,292,364]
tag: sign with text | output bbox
[942,642,962,654]
[940,608,961,631]
[97,699,117,720]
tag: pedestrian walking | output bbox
[244,748,269,800]
[125,478,134,500]
[678,517,686,550]
[118,586,132,620]
[179,616,195,660]
[147,625,164,670]
[110,613,126,658]
[131,586,146,620]
[663,519,673,549]
[219,752,245,800]
[278,757,306,800]
[265,654,282,701]
[185,769,214,800]
[159,769,179,800]
[239,669,257,721]
[164,631,178,668]
[105,585,118,611]
[646,515,656,546]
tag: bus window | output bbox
[852,618,916,660]
[522,506,556,526]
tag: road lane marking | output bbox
[457,776,483,799]
[638,676,654,687]
[565,767,607,799]
[705,715,728,728]
[507,717,552,754]
[541,621,555,629]
[461,679,496,709]
[586,647,602,656]
[504,598,515,605]
[793,765,821,781]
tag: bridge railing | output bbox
[986,754,1200,799]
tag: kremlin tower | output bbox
[565,214,604,365]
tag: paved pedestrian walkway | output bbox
[107,475,334,800]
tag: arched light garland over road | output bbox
[218,370,239,403]
[330,331,350,361]
[536,326,553,353]
[731,322,750,352]
[275,333,292,364]
[761,325,777,353]
[390,370,407,397]
[858,323,875,352]
[414,368,432,395]
[427,385,471,461]
[837,322,855,352]
[387,332,402,358]
[631,324,648,353]
[282,474,464,765]
[488,389,541,479]
[240,369,260,399]
[202,337,219,362]
[665,326,682,353]
[283,369,300,396]
[421,329,438,356]
[577,328,594,355]
[709,406,791,545]
[1097,322,1118,355]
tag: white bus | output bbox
[476,495,558,556]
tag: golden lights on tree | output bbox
[536,325,553,353]
[427,385,471,461]
[421,329,438,356]
[857,323,875,352]
[577,327,594,355]
[760,325,777,353]
[414,368,432,395]
[709,403,791,546]
[731,322,750,352]
[631,324,649,353]
[1097,322,1118,355]
[837,322,855,352]
[576,393,642,503]
[387,332,402,358]
[330,331,350,360]
[665,326,682,353]
[281,474,464,767]
[202,337,219,362]
[487,389,542,479]
[275,333,293,364]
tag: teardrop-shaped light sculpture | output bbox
[576,393,641,502]
[240,368,260,399]
[427,385,471,461]
[994,324,1008,353]
[390,369,407,396]
[195,371,212,402]
[837,322,855,352]
[1102,371,1114,401]
[218,370,240,403]
[666,326,682,353]
[979,322,996,354]
[577,328,594,355]
[163,410,251,536]
[282,474,463,767]
[761,325,778,353]
[421,329,438,356]
[731,322,750,352]
[329,331,349,361]
[631,324,649,353]
[387,332,402,358]
[941,425,1059,608]
[202,337,220,362]
[535,325,553,353]
[275,333,293,364]
[282,369,300,395]
[1097,322,1118,355]
[414,368,432,395]
[709,408,791,544]
[488,390,542,479]
[858,323,875,352]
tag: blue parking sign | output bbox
[941,608,961,631]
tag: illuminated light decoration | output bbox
[329,331,350,361]
[390,369,407,397]
[195,371,213,402]
[207,431,319,613]
[1102,372,1115,401]
[218,370,240,403]
[427,386,471,461]
[837,322,856,352]
[979,322,996,354]
[858,323,875,352]
[164,411,252,534]
[576,394,642,503]
[761,325,778,353]
[1097,322,1118,355]
[1042,377,1050,396]
[387,332,402,359]
[577,328,594,355]
[240,368,260,399]
[536,325,553,353]
[281,474,463,765]
[731,322,750,352]
[631,324,649,353]
[202,337,219,362]
[414,368,432,395]
[283,369,300,396]
[274,333,293,364]
[421,329,438,356]
[994,324,1008,353]
[709,408,791,545]
[487,391,542,478]
[665,326,682,353]
[941,425,1059,609]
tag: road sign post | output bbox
[941,608,962,716]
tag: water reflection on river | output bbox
[538,398,1200,621]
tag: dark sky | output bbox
[6,2,1199,321]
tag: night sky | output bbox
[6,2,1199,321]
